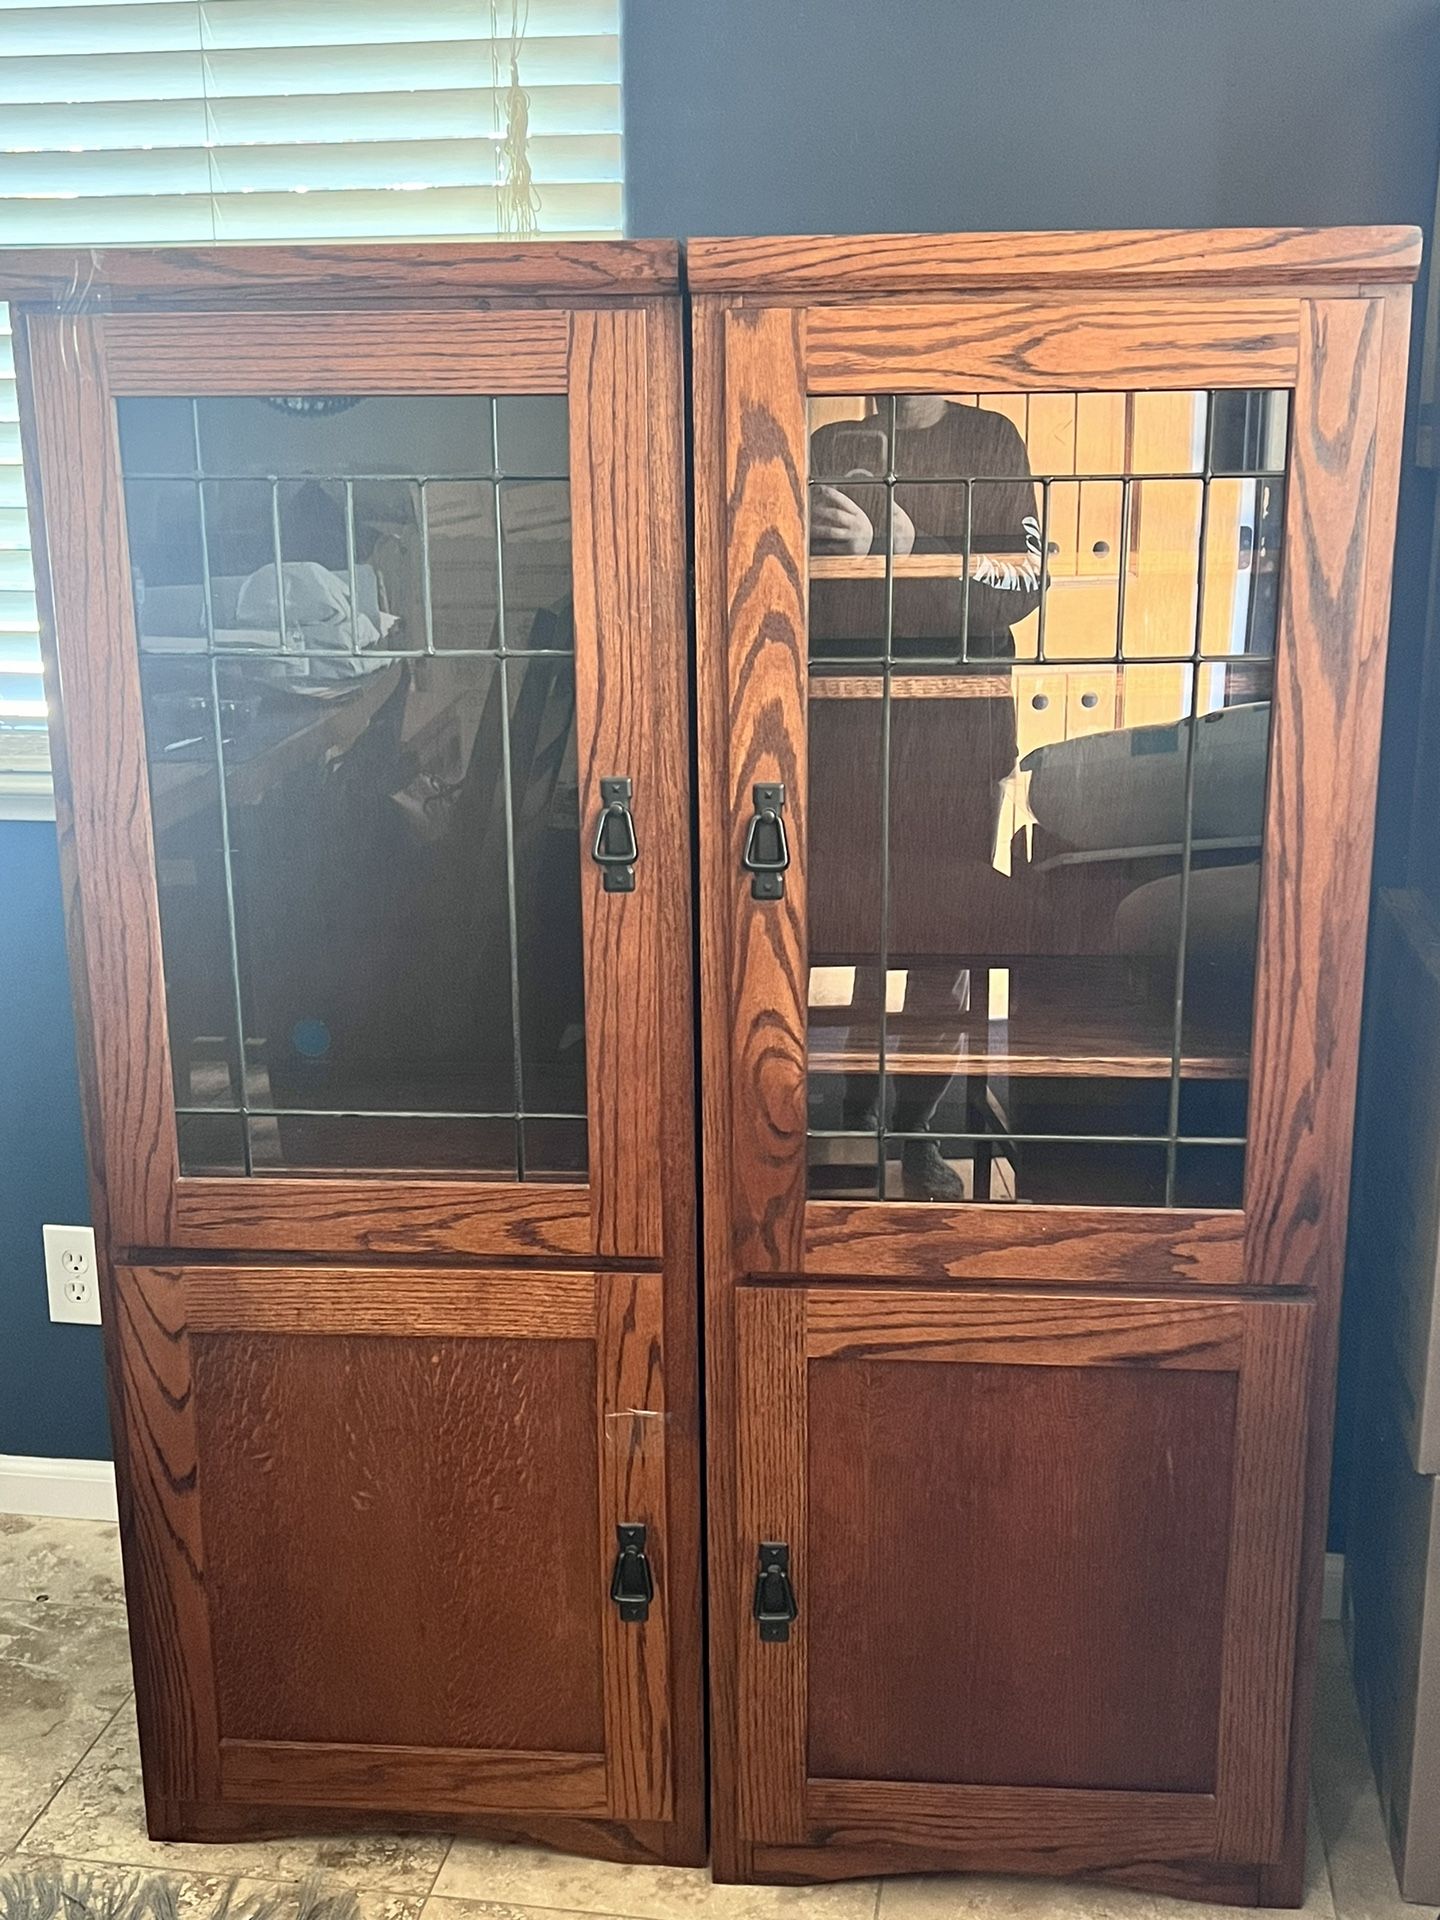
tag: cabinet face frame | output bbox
[8,246,703,1867]
[692,227,1418,1897]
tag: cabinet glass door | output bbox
[22,302,674,1263]
[805,388,1285,1211]
[121,391,586,1184]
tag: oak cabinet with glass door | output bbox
[7,244,703,1866]
[693,227,1419,1902]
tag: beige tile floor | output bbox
[0,1513,1424,1919]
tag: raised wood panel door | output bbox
[9,249,701,1865]
[114,1262,678,1832]
[735,1286,1312,1877]
[693,230,1417,1898]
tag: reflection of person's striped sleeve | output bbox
[972,512,1043,591]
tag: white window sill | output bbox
[0,769,56,821]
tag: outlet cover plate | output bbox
[42,1224,101,1326]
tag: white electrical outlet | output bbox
[42,1224,101,1326]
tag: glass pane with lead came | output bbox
[804,389,1286,1208]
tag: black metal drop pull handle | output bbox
[742,783,790,900]
[753,1540,798,1642]
[592,776,638,893]
[610,1522,654,1623]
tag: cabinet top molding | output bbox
[0,239,680,308]
[684,226,1422,294]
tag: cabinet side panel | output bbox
[1245,295,1388,1297]
[1257,287,1412,1903]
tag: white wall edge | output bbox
[0,1454,117,1521]
[1323,1550,1344,1622]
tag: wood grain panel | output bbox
[1215,1300,1313,1859]
[640,290,710,1867]
[692,287,755,1882]
[723,307,811,1274]
[806,298,1300,392]
[103,311,569,393]
[806,1353,1236,1793]
[686,226,1422,294]
[804,1289,1244,1368]
[0,239,679,306]
[178,1265,596,1338]
[19,313,179,1247]
[220,1740,608,1814]
[193,1327,605,1756]
[171,1177,594,1259]
[1259,307,1413,1912]
[107,1264,222,1816]
[1244,299,1386,1300]
[735,1285,808,1845]
[804,1203,1245,1286]
[803,1779,1217,1862]
[751,1841,1254,1895]
[570,308,663,1259]
[598,1271,673,1823]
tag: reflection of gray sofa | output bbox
[1112,862,1261,964]
[1022,702,1268,986]
[1023,701,1270,854]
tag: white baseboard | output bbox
[0,1454,117,1521]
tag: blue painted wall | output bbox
[0,818,107,1458]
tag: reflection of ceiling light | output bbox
[261,396,364,417]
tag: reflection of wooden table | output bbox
[806,961,1248,1081]
[146,665,401,834]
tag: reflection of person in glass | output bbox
[811,397,1042,656]
[809,397,1041,1200]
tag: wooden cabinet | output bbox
[692,227,1419,1901]
[7,225,1421,1902]
[5,244,704,1865]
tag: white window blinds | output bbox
[0,0,622,774]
